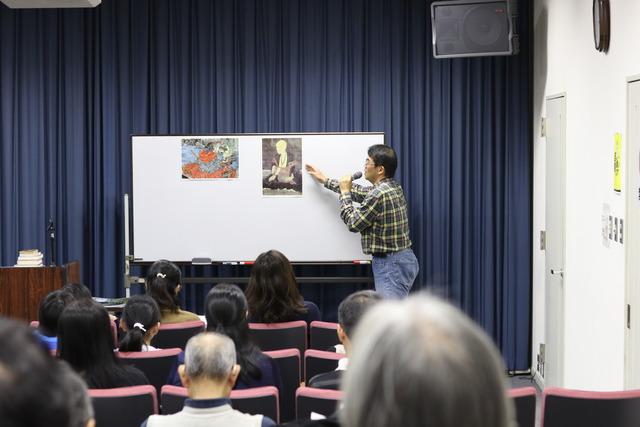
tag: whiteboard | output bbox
[131,133,384,262]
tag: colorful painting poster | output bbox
[181,138,239,179]
[262,138,302,196]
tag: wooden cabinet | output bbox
[0,261,80,322]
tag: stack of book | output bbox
[15,249,44,267]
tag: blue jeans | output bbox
[371,249,419,299]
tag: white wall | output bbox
[533,0,640,390]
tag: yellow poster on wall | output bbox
[614,132,622,193]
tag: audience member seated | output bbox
[0,317,96,427]
[58,300,150,389]
[146,260,200,324]
[307,290,381,390]
[144,332,275,427]
[168,284,282,395]
[340,294,514,427]
[246,250,320,323]
[35,289,72,351]
[119,295,162,352]
[61,282,93,301]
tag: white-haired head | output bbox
[340,293,515,427]
[183,332,237,381]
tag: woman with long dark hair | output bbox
[168,284,281,391]
[118,295,161,352]
[245,249,320,323]
[58,300,149,389]
[145,259,199,323]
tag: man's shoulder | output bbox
[145,409,268,427]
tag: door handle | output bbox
[550,269,564,278]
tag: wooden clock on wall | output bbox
[593,0,610,53]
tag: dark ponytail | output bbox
[205,284,263,383]
[119,295,161,352]
[146,260,182,313]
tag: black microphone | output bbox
[351,171,363,181]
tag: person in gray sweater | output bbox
[143,333,275,427]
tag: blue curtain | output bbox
[0,0,531,370]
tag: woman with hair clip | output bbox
[58,300,149,389]
[145,259,199,324]
[118,295,161,352]
[168,284,282,393]
[246,249,320,323]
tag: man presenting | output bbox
[305,144,419,298]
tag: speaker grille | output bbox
[432,1,515,58]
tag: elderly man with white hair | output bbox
[340,293,516,427]
[143,332,275,427]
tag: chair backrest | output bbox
[30,319,119,348]
[309,321,340,350]
[160,385,188,415]
[249,321,307,356]
[264,348,301,423]
[161,385,279,423]
[508,387,537,427]
[89,385,158,427]
[231,386,280,424]
[304,349,345,382]
[117,348,182,396]
[542,387,640,427]
[296,387,343,420]
[151,320,205,350]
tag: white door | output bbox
[625,78,640,388]
[545,94,567,387]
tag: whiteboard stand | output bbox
[124,193,144,297]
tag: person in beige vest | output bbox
[143,332,275,427]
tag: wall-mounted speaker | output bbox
[431,0,519,58]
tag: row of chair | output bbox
[32,318,341,355]
[88,384,342,426]
[504,386,640,427]
[150,320,341,354]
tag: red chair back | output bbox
[264,348,301,422]
[117,348,182,395]
[232,386,280,424]
[249,321,307,356]
[304,349,346,383]
[508,387,537,427]
[151,320,205,350]
[160,385,188,415]
[309,321,340,350]
[161,385,279,423]
[89,385,158,426]
[296,387,343,420]
[542,387,640,427]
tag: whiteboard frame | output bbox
[129,132,384,263]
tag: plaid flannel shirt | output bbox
[324,177,412,254]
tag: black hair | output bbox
[245,249,306,323]
[368,144,398,178]
[119,295,161,352]
[205,283,264,384]
[145,260,182,313]
[38,290,72,337]
[58,300,138,389]
[61,283,92,301]
[0,318,74,427]
[338,290,382,337]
